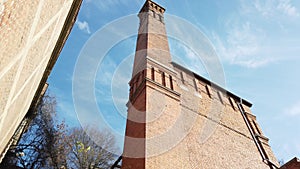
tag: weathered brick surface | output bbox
[133,2,171,71]
[145,67,277,168]
[122,1,279,168]
[134,64,279,168]
[123,78,146,168]
[0,0,81,160]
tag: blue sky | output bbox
[48,0,300,162]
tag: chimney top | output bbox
[139,0,165,14]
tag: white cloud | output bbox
[96,57,118,86]
[47,87,79,126]
[212,22,274,68]
[182,45,197,60]
[284,101,300,116]
[57,100,78,124]
[212,0,300,68]
[94,55,132,117]
[253,0,278,18]
[169,40,208,76]
[76,20,91,34]
[277,0,299,17]
[250,0,299,18]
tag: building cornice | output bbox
[172,61,253,107]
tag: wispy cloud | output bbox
[212,0,300,68]
[94,55,131,112]
[85,0,119,11]
[284,101,300,116]
[252,0,275,18]
[212,22,273,68]
[248,0,299,18]
[277,0,299,17]
[170,40,208,76]
[85,0,143,12]
[47,87,79,127]
[96,56,117,86]
[76,20,91,34]
[56,100,79,126]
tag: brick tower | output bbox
[121,1,279,168]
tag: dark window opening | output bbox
[151,67,155,81]
[229,97,236,110]
[162,72,166,86]
[152,10,156,18]
[206,85,211,97]
[169,75,173,90]
[142,70,145,78]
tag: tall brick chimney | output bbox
[132,0,171,76]
[121,1,280,168]
[122,1,178,168]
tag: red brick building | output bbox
[121,0,280,168]
[281,158,300,169]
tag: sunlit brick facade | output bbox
[0,0,82,162]
[122,1,279,168]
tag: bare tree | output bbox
[0,95,67,169]
[0,95,119,169]
[65,127,118,169]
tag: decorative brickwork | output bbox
[122,0,279,168]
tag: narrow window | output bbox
[180,72,184,84]
[162,72,166,86]
[169,75,174,90]
[217,91,224,104]
[151,67,155,81]
[193,79,198,92]
[206,85,212,98]
[152,10,156,18]
[229,97,236,110]
[158,14,162,22]
[130,87,133,96]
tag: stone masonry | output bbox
[122,1,279,168]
